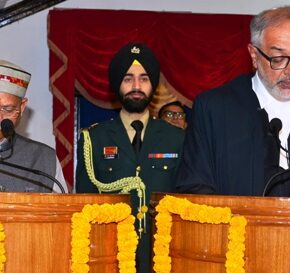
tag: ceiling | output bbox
[0,0,67,27]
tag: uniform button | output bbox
[163,165,168,170]
[152,165,155,169]
[108,167,113,172]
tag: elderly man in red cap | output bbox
[76,43,185,273]
[0,60,67,193]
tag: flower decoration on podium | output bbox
[71,203,138,273]
[153,195,247,273]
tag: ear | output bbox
[248,44,258,69]
[20,97,28,115]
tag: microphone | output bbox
[0,119,15,160]
[0,119,65,193]
[263,118,290,196]
[269,118,289,155]
[269,118,282,138]
[1,119,15,139]
[263,168,290,196]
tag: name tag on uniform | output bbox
[148,153,178,159]
[103,146,118,159]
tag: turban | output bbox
[108,43,160,94]
[0,60,31,98]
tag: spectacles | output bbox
[162,110,186,120]
[0,105,20,118]
[254,46,290,70]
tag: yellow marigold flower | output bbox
[153,196,247,273]
[71,203,137,273]
[0,223,5,272]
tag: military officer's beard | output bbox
[119,89,153,113]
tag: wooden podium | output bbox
[151,193,290,273]
[0,192,130,273]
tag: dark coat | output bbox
[76,115,185,273]
[176,74,290,196]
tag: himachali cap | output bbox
[0,60,31,98]
[108,43,160,94]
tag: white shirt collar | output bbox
[119,108,149,142]
[252,72,290,169]
[251,72,274,109]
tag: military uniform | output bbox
[76,115,184,273]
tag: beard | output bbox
[258,71,290,101]
[273,76,290,101]
[118,89,153,113]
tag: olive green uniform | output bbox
[76,115,184,273]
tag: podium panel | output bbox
[0,192,130,273]
[151,193,290,273]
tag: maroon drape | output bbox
[48,9,253,188]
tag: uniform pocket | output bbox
[149,158,177,172]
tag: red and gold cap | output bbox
[0,60,31,98]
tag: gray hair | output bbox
[250,6,290,46]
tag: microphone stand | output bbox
[0,159,66,194]
[0,119,65,193]
[263,168,290,196]
[265,119,290,196]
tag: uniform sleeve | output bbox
[75,131,99,193]
[175,95,216,194]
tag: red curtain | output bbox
[48,9,253,188]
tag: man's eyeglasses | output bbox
[0,106,20,118]
[254,46,290,70]
[162,110,186,120]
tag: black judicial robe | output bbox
[176,74,290,196]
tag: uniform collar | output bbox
[120,108,149,132]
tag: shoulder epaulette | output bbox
[88,122,99,129]
[80,123,99,133]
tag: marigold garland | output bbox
[0,223,6,273]
[71,203,138,273]
[153,195,247,273]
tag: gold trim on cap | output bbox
[0,75,29,88]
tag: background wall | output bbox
[0,0,288,148]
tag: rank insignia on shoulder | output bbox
[103,146,118,159]
[148,153,178,159]
[89,122,99,129]
[80,122,98,133]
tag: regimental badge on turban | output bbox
[0,60,31,98]
[108,43,160,94]
[130,46,141,54]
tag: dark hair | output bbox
[158,101,185,118]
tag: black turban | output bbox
[108,43,160,94]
